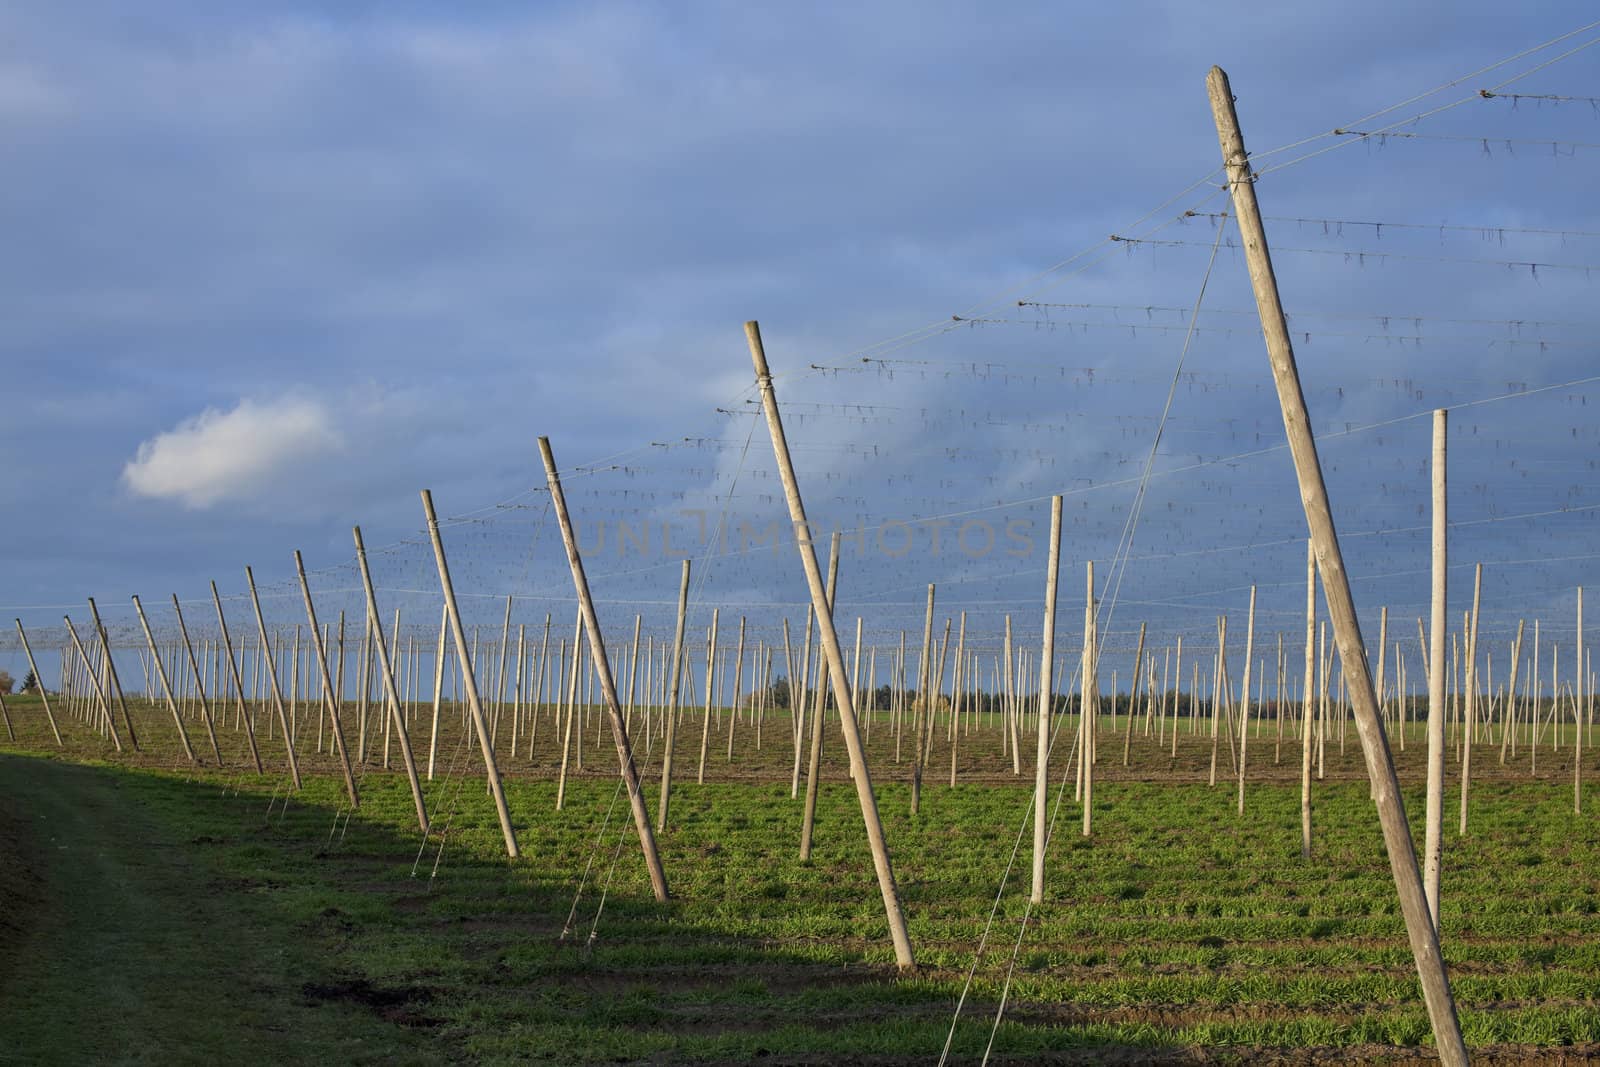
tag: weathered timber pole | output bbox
[64,616,119,748]
[87,598,138,749]
[1237,585,1256,814]
[912,583,935,815]
[289,560,359,806]
[1459,564,1482,836]
[228,578,280,780]
[1031,494,1064,904]
[131,595,198,764]
[14,621,64,745]
[420,492,518,857]
[800,533,842,861]
[428,603,447,780]
[354,526,430,832]
[1209,66,1466,1065]
[166,598,227,771]
[1425,409,1447,927]
[747,319,915,971]
[539,436,669,902]
[1123,622,1146,767]
[656,560,691,832]
[1301,541,1315,859]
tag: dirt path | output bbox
[0,755,441,1066]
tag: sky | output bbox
[3,3,1599,691]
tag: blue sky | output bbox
[3,3,1599,687]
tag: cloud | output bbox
[122,395,342,508]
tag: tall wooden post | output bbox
[1459,565,1482,836]
[14,621,64,745]
[1238,585,1256,814]
[1081,560,1095,836]
[697,607,720,784]
[87,598,138,749]
[224,579,279,779]
[1209,66,1466,1064]
[1576,588,1584,814]
[1032,495,1064,904]
[656,560,691,832]
[747,320,915,970]
[419,492,519,858]
[539,436,669,901]
[288,560,359,806]
[1425,409,1447,926]
[800,534,841,860]
[64,616,119,748]
[912,583,935,815]
[131,595,198,763]
[428,603,447,779]
[1302,542,1315,859]
[166,595,230,769]
[353,526,430,832]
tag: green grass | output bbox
[3,696,1599,1063]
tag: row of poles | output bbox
[0,67,1526,1064]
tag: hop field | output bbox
[3,696,1598,1064]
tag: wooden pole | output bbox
[1237,585,1256,814]
[288,560,359,806]
[428,603,447,779]
[63,616,119,748]
[353,526,430,832]
[656,560,691,832]
[14,621,64,745]
[800,534,841,860]
[556,610,582,809]
[226,578,279,780]
[747,319,915,970]
[1082,561,1096,837]
[727,616,746,762]
[131,595,198,763]
[538,436,669,901]
[87,598,138,750]
[177,605,233,772]
[1459,565,1482,836]
[1123,622,1145,767]
[419,491,518,857]
[912,583,935,815]
[1032,495,1064,904]
[1209,66,1466,1064]
[697,608,720,784]
[1577,588,1584,815]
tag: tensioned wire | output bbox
[938,215,1228,1065]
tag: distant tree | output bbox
[21,670,37,693]
[767,676,791,710]
[0,670,12,695]
[873,684,893,710]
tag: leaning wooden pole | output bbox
[131,595,198,763]
[539,436,670,902]
[14,621,64,745]
[169,595,229,770]
[747,319,915,971]
[353,526,430,832]
[228,577,280,779]
[1209,65,1466,1065]
[421,491,519,858]
[289,559,359,807]
[800,533,842,861]
[1031,494,1064,905]
[1301,541,1315,859]
[655,560,691,832]
[87,597,139,750]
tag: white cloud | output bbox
[122,396,342,508]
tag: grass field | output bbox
[3,693,1598,1064]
